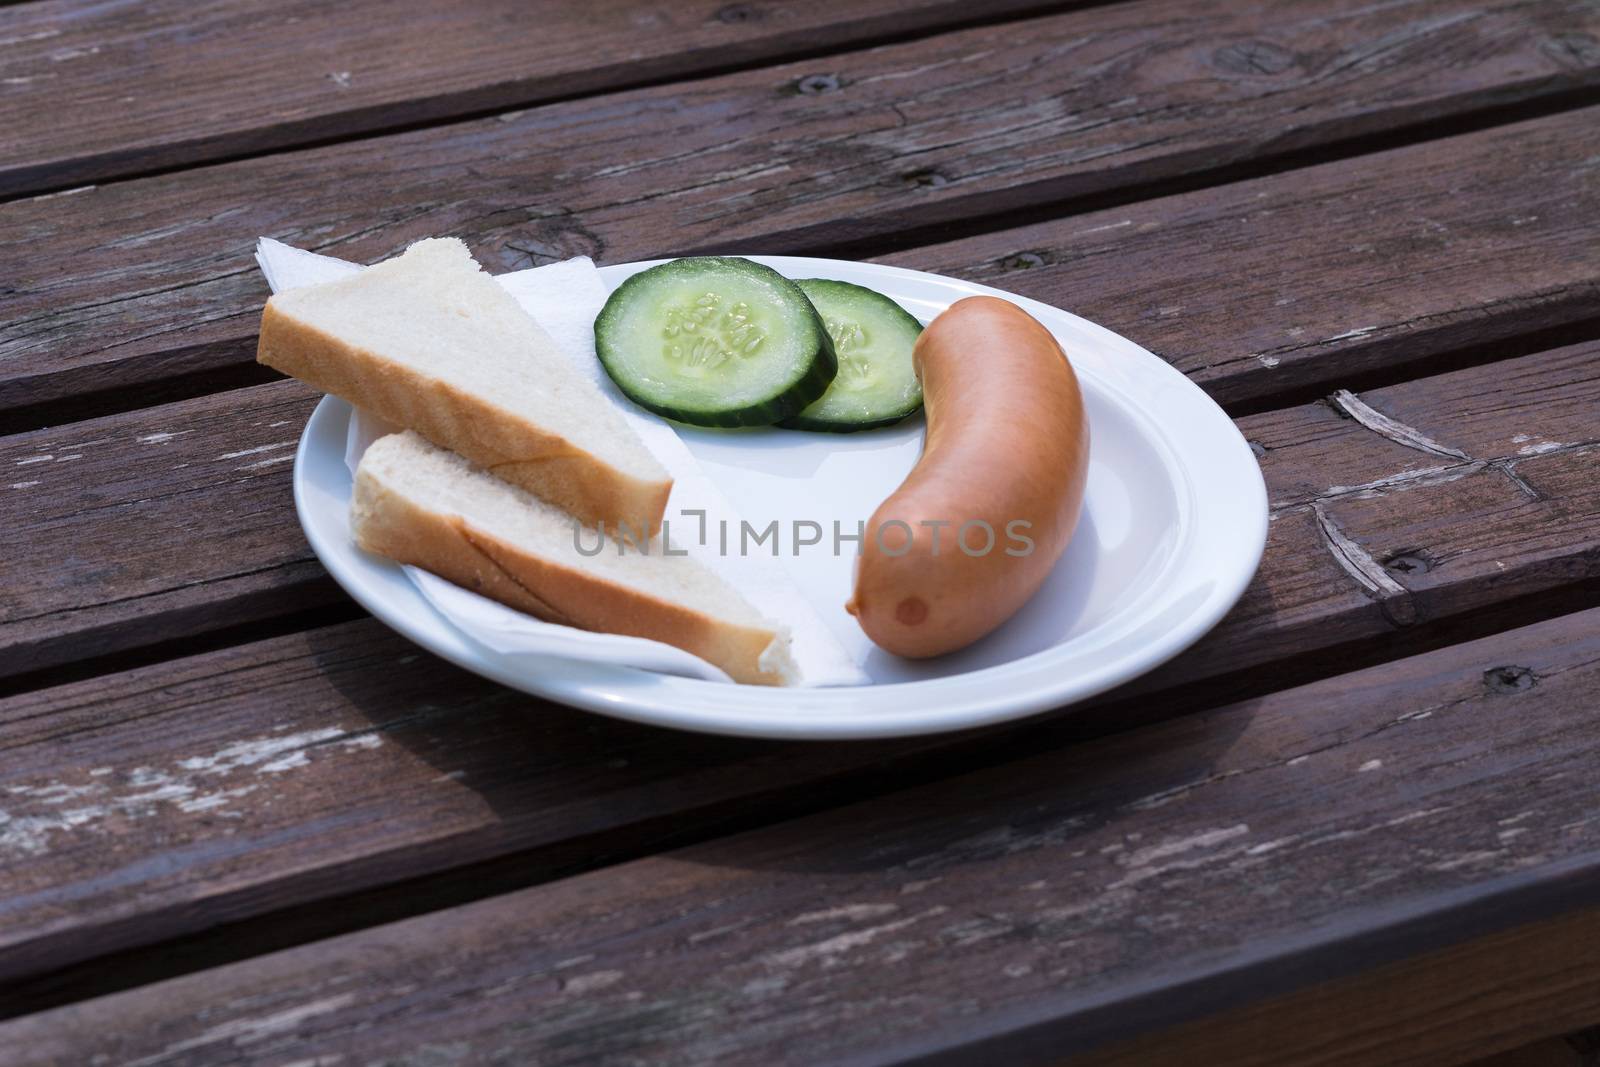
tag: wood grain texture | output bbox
[4,0,1598,416]
[5,340,1596,683]
[1066,907,1600,1067]
[0,343,1595,994]
[0,378,346,677]
[0,0,1068,197]
[0,619,918,991]
[6,605,1600,1067]
[890,106,1600,409]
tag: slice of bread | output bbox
[259,237,672,534]
[352,430,798,686]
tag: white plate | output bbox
[294,256,1266,740]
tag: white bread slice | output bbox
[352,431,798,686]
[258,238,671,534]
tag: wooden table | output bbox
[2,1,1598,1063]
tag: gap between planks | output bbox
[798,82,1600,267]
[5,605,1600,1061]
[8,4,1600,432]
[9,139,1600,437]
[0,0,1111,204]
[0,599,364,698]
[5,337,1599,700]
[2,397,1597,1011]
[1219,316,1600,421]
[9,13,1599,216]
[5,576,1599,1017]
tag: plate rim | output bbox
[294,254,1267,740]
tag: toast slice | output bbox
[259,238,672,534]
[352,431,798,686]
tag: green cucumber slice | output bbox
[780,279,924,432]
[594,257,836,427]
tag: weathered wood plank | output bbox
[4,1,1598,418]
[0,378,347,677]
[889,107,1600,409]
[0,0,1067,197]
[1244,340,1600,509]
[6,605,1599,1066]
[1067,908,1600,1067]
[0,619,916,993]
[1124,431,1600,700]
[6,340,1595,683]
[0,344,1595,996]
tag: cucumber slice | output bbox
[780,279,924,432]
[594,257,836,427]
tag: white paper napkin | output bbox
[256,238,867,687]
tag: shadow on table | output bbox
[304,618,1254,883]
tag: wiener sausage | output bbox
[845,296,1089,658]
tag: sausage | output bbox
[845,295,1089,658]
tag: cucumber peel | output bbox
[781,278,924,432]
[594,257,836,428]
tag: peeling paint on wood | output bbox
[0,726,383,858]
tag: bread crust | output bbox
[259,300,671,535]
[350,458,790,686]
